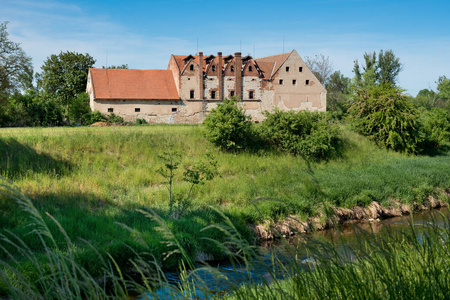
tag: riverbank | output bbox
[252,195,449,240]
[1,124,449,275]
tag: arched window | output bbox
[212,65,216,72]
[190,64,194,71]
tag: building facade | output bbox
[86,49,326,123]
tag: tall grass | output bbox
[0,124,449,284]
[1,175,449,299]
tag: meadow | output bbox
[0,124,449,277]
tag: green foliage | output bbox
[81,110,107,125]
[40,51,96,120]
[325,71,351,119]
[5,90,64,127]
[101,64,128,69]
[353,49,402,88]
[203,99,253,151]
[106,112,124,124]
[68,92,91,125]
[412,76,450,110]
[348,84,423,153]
[260,109,342,160]
[135,118,148,125]
[420,107,450,145]
[0,22,33,102]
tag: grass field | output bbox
[0,124,449,275]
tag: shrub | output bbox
[203,99,252,151]
[107,112,124,124]
[135,118,148,125]
[420,107,450,146]
[81,110,107,125]
[259,109,342,160]
[348,84,422,154]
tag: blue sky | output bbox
[2,0,449,96]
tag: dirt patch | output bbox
[90,122,125,127]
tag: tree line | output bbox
[1,21,449,132]
[0,22,127,127]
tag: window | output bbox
[190,90,195,99]
[231,66,234,72]
[230,91,235,97]
[305,80,310,85]
[292,80,296,85]
[299,67,303,72]
[249,66,253,72]
[279,79,283,85]
[172,107,177,112]
[286,66,290,72]
[108,108,113,112]
[212,65,216,72]
[249,91,254,99]
[211,91,216,99]
[135,108,140,112]
[190,64,194,71]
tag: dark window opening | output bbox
[108,108,113,113]
[211,91,216,99]
[172,107,177,112]
[292,80,296,85]
[230,91,235,97]
[212,65,216,72]
[249,66,253,72]
[299,67,303,72]
[190,64,194,71]
[249,91,254,99]
[135,108,140,112]
[286,66,290,72]
[279,79,283,85]
[190,90,195,99]
[231,66,234,72]
[305,80,310,85]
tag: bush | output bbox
[348,84,422,154]
[420,107,450,146]
[259,109,342,160]
[203,99,253,151]
[82,110,107,125]
[135,118,148,125]
[107,112,124,124]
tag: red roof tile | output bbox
[90,69,179,100]
[255,51,292,78]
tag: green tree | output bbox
[0,22,32,106]
[348,84,422,153]
[325,71,351,118]
[68,92,91,125]
[353,50,402,88]
[102,64,128,69]
[40,51,96,120]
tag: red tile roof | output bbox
[255,51,292,79]
[90,69,179,100]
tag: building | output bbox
[86,49,326,123]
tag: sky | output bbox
[1,0,449,96]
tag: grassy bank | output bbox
[0,124,449,275]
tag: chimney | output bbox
[235,52,242,100]
[218,52,223,100]
[198,52,204,100]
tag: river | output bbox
[151,207,449,299]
